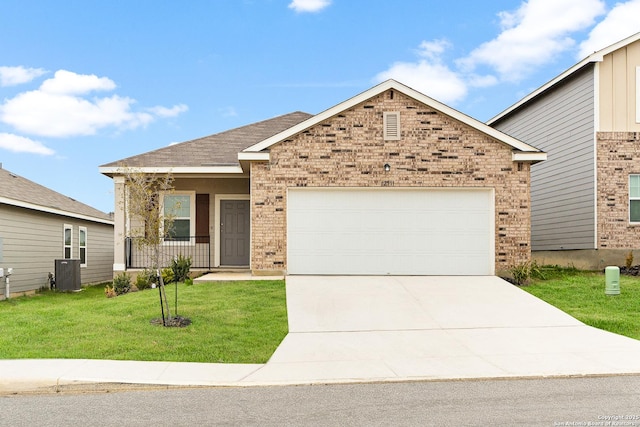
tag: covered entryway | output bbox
[287,188,494,275]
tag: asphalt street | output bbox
[1,375,639,426]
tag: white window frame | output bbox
[63,224,73,259]
[630,175,640,223]
[79,226,87,267]
[161,192,196,245]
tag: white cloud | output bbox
[416,39,450,61]
[0,133,54,155]
[1,90,152,137]
[458,0,606,82]
[375,40,468,104]
[40,69,116,95]
[467,74,499,88]
[148,104,189,118]
[578,0,640,58]
[288,0,331,13]
[0,70,186,138]
[0,66,47,87]
[218,106,238,118]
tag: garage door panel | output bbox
[287,188,493,275]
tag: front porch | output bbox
[112,175,251,274]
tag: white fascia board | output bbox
[99,166,244,176]
[512,152,547,163]
[237,152,270,161]
[244,79,543,154]
[488,32,640,125]
[0,196,114,225]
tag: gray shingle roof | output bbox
[101,111,313,168]
[0,166,113,222]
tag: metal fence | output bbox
[125,236,211,269]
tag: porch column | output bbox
[113,175,126,273]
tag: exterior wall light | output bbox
[384,163,391,172]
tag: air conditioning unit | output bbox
[55,259,81,291]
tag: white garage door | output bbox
[287,188,494,275]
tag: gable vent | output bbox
[384,111,400,141]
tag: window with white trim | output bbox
[63,225,72,258]
[630,175,640,222]
[163,193,195,242]
[79,227,87,267]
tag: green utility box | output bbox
[605,266,620,295]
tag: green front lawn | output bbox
[522,268,640,340]
[0,280,288,363]
[2,270,639,364]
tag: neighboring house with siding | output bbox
[488,32,640,269]
[0,165,114,298]
[101,79,545,277]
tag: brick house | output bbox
[489,33,640,270]
[100,80,545,276]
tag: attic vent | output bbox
[383,111,400,141]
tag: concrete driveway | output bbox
[246,276,640,384]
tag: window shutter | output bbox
[196,194,210,243]
[384,111,400,140]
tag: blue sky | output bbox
[1,0,639,213]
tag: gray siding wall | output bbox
[0,204,114,295]
[492,65,596,250]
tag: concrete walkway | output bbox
[194,271,284,282]
[2,276,640,392]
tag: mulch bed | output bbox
[150,316,192,327]
[619,266,640,276]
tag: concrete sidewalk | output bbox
[2,276,640,393]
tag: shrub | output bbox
[112,272,132,295]
[104,285,117,298]
[509,260,543,286]
[171,255,192,283]
[135,269,158,290]
[161,267,174,284]
[625,251,634,269]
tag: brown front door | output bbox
[220,200,250,266]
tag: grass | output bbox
[0,280,288,363]
[3,269,639,363]
[522,267,640,340]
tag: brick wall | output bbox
[597,131,640,248]
[250,90,532,273]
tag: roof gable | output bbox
[0,167,113,224]
[243,80,544,156]
[488,32,640,124]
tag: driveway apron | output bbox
[245,276,640,384]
